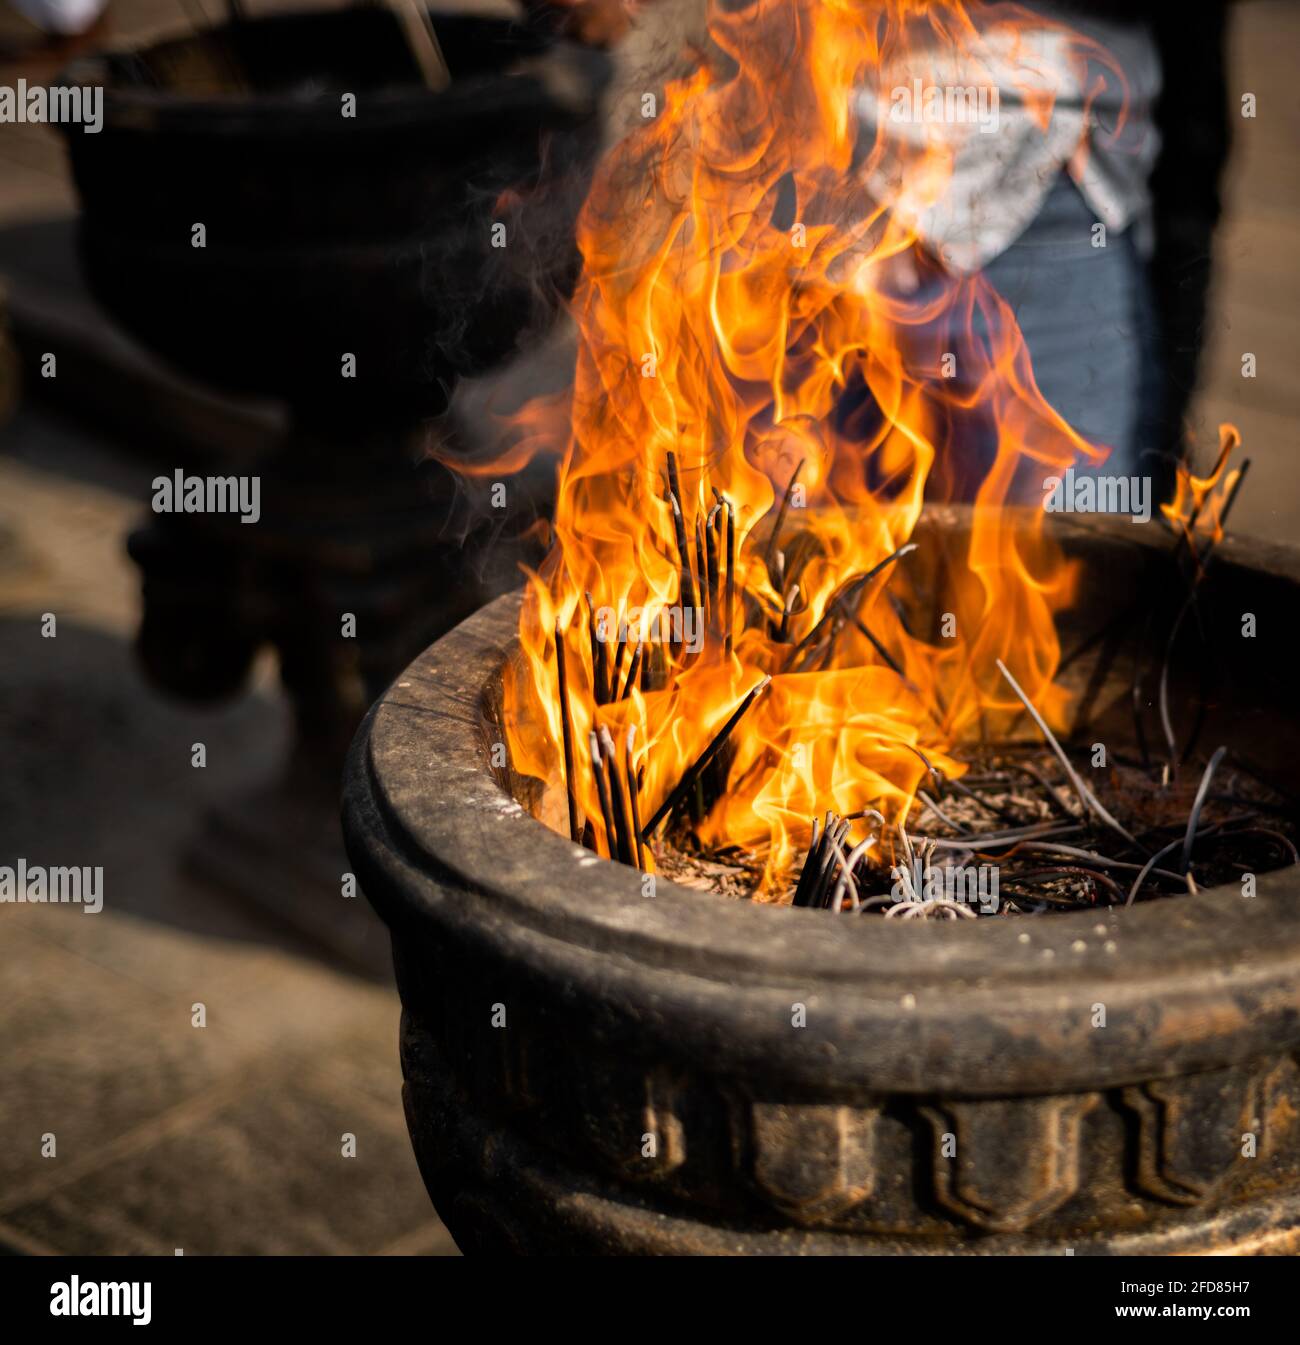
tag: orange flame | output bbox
[503,0,1136,895]
[1160,423,1245,573]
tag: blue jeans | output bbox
[981,172,1161,485]
[834,173,1161,503]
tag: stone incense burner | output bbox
[343,510,1300,1254]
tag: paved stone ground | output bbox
[0,408,457,1256]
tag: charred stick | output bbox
[586,591,610,704]
[792,815,826,908]
[723,495,736,657]
[779,584,801,643]
[590,731,618,859]
[786,543,917,670]
[762,458,805,578]
[1222,826,1299,865]
[995,658,1139,849]
[919,821,1083,849]
[1181,745,1227,874]
[620,640,644,700]
[852,614,908,680]
[666,448,687,524]
[600,725,636,866]
[667,491,699,620]
[666,450,700,618]
[695,515,709,623]
[706,503,721,624]
[610,626,628,699]
[830,835,876,912]
[814,818,853,908]
[640,675,771,840]
[625,727,647,870]
[1125,837,1186,906]
[553,620,582,843]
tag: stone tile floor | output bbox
[0,406,457,1255]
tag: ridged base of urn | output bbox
[400,1018,1300,1257]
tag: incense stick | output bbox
[586,591,610,705]
[590,730,618,859]
[600,725,636,865]
[995,658,1139,849]
[640,675,771,840]
[625,727,647,870]
[762,458,804,576]
[620,640,644,700]
[553,620,581,843]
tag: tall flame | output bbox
[504,0,1122,894]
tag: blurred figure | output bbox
[529,0,1231,506]
[1,0,110,70]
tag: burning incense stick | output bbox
[599,725,636,865]
[586,591,610,705]
[553,620,582,843]
[619,640,644,700]
[763,458,804,576]
[705,502,721,624]
[640,675,772,841]
[590,730,618,859]
[718,492,736,657]
[625,727,647,871]
[665,451,700,620]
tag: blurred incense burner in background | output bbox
[54,7,608,962]
[345,508,1300,1253]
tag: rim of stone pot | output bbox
[344,529,1300,1095]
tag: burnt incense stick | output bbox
[640,675,772,840]
[814,818,852,908]
[665,451,700,619]
[553,620,582,843]
[779,584,801,642]
[763,458,804,575]
[600,725,635,865]
[995,658,1138,849]
[852,614,907,679]
[620,640,644,700]
[792,814,828,907]
[706,503,721,622]
[625,727,647,870]
[721,494,736,657]
[590,730,618,860]
[786,542,917,671]
[694,515,709,622]
[1181,745,1227,875]
[610,626,628,696]
[666,448,686,518]
[668,491,699,619]
[586,591,609,705]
